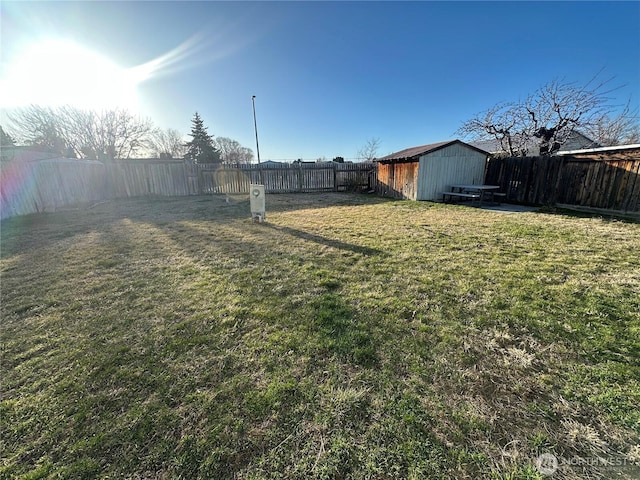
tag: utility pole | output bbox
[252,95,261,164]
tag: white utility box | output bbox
[250,184,265,222]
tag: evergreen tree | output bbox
[184,112,221,164]
[0,125,15,147]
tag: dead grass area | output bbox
[1,193,639,479]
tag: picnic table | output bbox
[442,184,504,206]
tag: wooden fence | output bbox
[1,159,377,219]
[5,153,638,220]
[485,154,640,212]
[198,163,376,194]
[1,159,106,219]
[104,161,376,196]
[105,160,198,198]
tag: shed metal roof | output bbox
[377,140,488,162]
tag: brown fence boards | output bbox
[375,161,419,199]
[485,154,640,212]
[624,161,640,212]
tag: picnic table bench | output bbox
[441,184,504,206]
[441,191,481,203]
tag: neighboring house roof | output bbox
[377,140,489,162]
[559,131,601,151]
[470,131,599,155]
[0,146,62,162]
[470,138,511,154]
[36,157,103,166]
[118,158,186,163]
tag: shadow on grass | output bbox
[536,205,640,224]
[262,223,383,257]
[0,193,393,256]
[102,192,392,223]
[147,217,381,369]
[310,290,379,368]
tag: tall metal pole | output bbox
[252,95,261,164]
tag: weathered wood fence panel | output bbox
[197,163,375,194]
[1,160,377,219]
[198,166,253,194]
[105,160,197,197]
[4,154,637,219]
[1,159,105,219]
[336,163,377,192]
[485,155,640,212]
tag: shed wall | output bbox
[376,161,419,200]
[417,144,487,201]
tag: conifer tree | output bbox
[0,125,15,147]
[184,112,221,164]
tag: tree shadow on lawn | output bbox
[2,190,387,379]
[1,217,253,476]
[308,289,380,367]
[0,193,391,256]
[261,223,383,257]
[152,216,383,368]
[100,192,392,224]
[536,205,640,224]
[1,210,380,477]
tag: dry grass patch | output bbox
[2,193,639,479]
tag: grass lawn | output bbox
[1,193,639,479]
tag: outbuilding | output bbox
[375,140,489,201]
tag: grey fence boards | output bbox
[197,163,375,194]
[1,159,105,219]
[106,161,376,196]
[1,160,377,219]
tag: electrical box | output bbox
[250,184,265,222]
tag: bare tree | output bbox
[7,105,72,155]
[457,102,531,156]
[584,101,640,146]
[8,105,154,160]
[214,136,254,164]
[457,74,634,155]
[357,137,381,161]
[524,77,613,154]
[148,128,186,158]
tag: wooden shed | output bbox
[375,140,489,201]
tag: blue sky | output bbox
[1,1,639,161]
